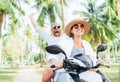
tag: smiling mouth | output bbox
[55,31,60,33]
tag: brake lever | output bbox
[100,64,110,68]
[50,64,63,72]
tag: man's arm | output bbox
[29,13,52,42]
[29,13,38,27]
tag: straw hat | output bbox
[65,19,90,36]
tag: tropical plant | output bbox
[74,0,120,62]
[0,0,25,66]
[106,0,120,61]
[24,24,32,65]
[74,0,119,47]
[33,0,67,28]
[59,0,67,29]
[33,0,58,27]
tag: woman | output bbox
[56,19,108,82]
[58,19,98,66]
[48,19,100,82]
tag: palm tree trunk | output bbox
[38,37,42,67]
[106,44,110,63]
[115,44,118,62]
[60,0,65,30]
[93,26,98,45]
[39,36,46,67]
[112,45,116,62]
[17,0,22,9]
[0,14,3,67]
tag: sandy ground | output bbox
[13,67,42,82]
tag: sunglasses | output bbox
[52,26,61,29]
[72,24,84,29]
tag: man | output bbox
[29,13,64,82]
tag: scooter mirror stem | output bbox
[60,51,67,59]
[96,52,99,59]
[63,53,67,59]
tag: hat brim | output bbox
[65,19,90,36]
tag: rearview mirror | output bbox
[46,45,67,59]
[96,44,107,59]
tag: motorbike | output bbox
[46,44,111,82]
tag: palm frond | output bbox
[60,0,68,6]
[47,4,56,23]
[8,0,25,15]
[0,0,14,15]
[37,7,47,27]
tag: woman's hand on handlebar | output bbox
[49,58,63,68]
[54,62,63,68]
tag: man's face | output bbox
[51,22,62,37]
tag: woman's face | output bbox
[71,24,84,37]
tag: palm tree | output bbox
[2,33,10,66]
[0,0,14,66]
[0,0,24,66]
[34,0,58,27]
[1,15,27,66]
[33,0,67,28]
[75,0,119,47]
[38,37,47,67]
[74,0,120,62]
[106,0,120,61]
[24,25,32,65]
[59,0,67,29]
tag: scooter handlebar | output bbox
[100,64,110,68]
[50,65,56,68]
[93,63,110,68]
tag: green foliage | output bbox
[107,0,117,19]
[61,0,68,6]
[34,0,67,27]
[47,4,56,23]
[0,0,14,14]
[77,0,119,46]
[24,25,32,40]
[104,26,116,41]
[33,54,40,62]
[8,16,23,35]
[37,2,56,27]
[37,7,47,27]
[100,63,120,82]
[9,0,25,15]
[0,67,19,82]
[0,0,25,15]
[6,56,13,64]
[24,0,30,4]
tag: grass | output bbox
[100,63,120,82]
[0,67,19,82]
[0,75,14,82]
